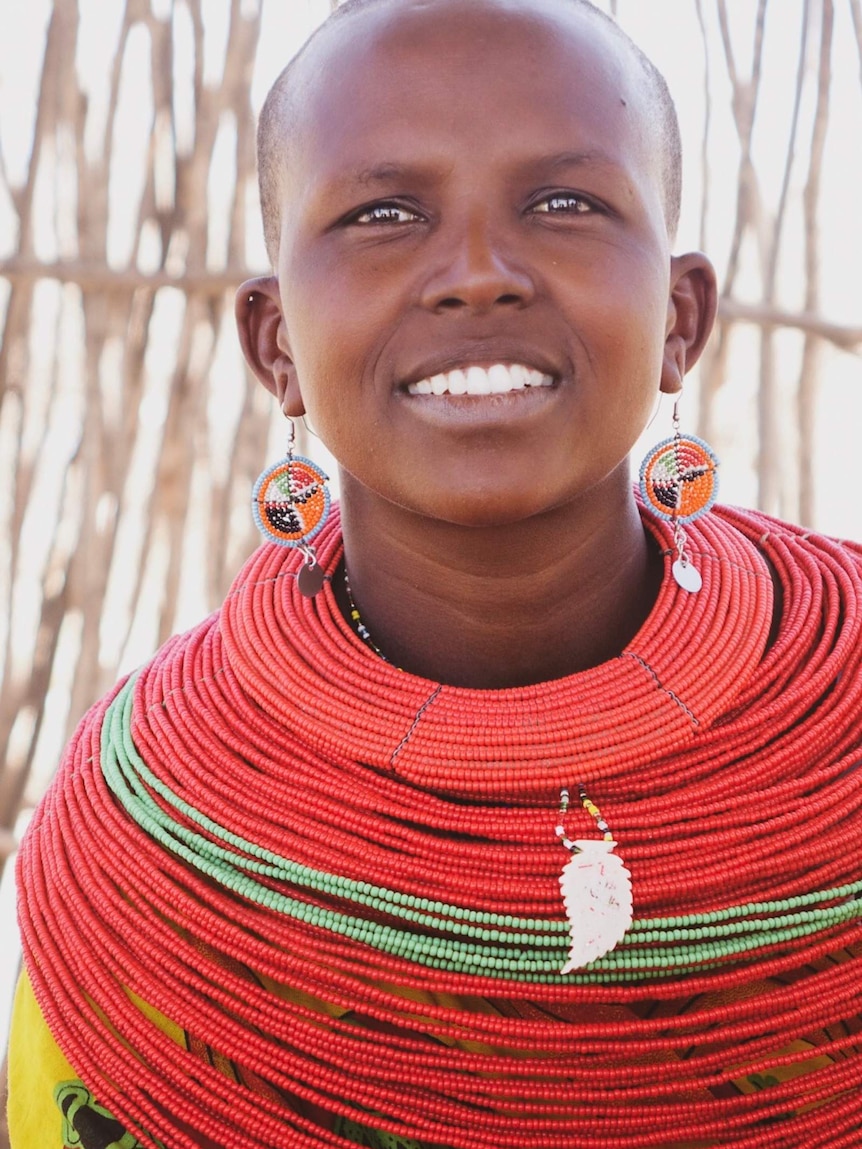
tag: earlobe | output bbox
[660,253,719,395]
[235,276,305,415]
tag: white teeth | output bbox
[406,363,554,397]
[466,366,492,394]
[488,363,517,392]
[447,369,468,395]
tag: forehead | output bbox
[282,0,662,209]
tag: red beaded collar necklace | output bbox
[18,501,862,1147]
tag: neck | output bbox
[336,470,662,689]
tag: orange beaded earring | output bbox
[252,420,331,596]
[639,400,719,593]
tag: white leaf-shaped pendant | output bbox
[559,840,633,974]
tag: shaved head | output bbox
[257,0,683,264]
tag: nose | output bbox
[419,213,536,314]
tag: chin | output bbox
[401,488,561,530]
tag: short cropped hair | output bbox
[257,0,682,265]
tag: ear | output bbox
[660,252,718,395]
[235,276,305,416]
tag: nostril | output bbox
[434,292,525,312]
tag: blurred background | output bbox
[0,0,860,1132]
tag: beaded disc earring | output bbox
[252,421,331,597]
[639,401,719,593]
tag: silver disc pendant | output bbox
[297,561,326,597]
[672,558,702,593]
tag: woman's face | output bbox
[270,0,696,529]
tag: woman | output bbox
[10,1,862,1145]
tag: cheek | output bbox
[595,270,669,400]
[281,262,394,396]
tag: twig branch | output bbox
[0,259,251,293]
[694,0,712,252]
[717,298,860,353]
[849,0,862,84]
[797,0,833,524]
[763,0,810,295]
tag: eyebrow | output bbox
[339,162,439,189]
[541,149,620,169]
[339,150,622,186]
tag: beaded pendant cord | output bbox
[556,786,634,972]
[18,501,862,1148]
[344,566,390,662]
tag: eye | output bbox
[351,202,423,225]
[530,193,596,215]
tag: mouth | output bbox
[405,362,555,397]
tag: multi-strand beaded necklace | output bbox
[18,503,862,1147]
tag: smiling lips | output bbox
[406,363,555,397]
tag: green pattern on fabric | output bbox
[334,1114,424,1148]
[54,1080,151,1149]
